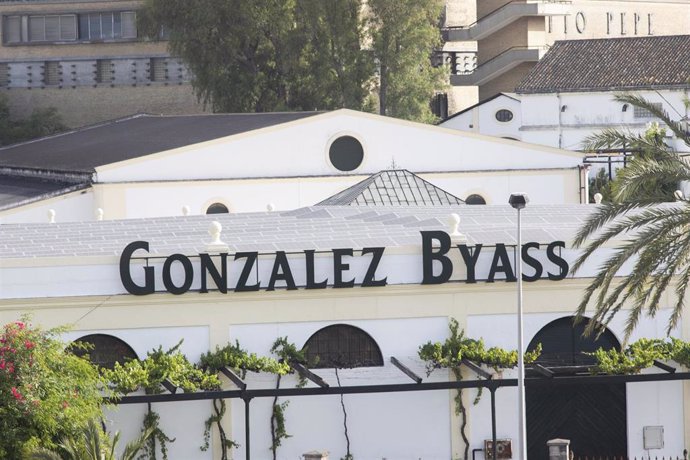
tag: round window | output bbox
[495,109,513,123]
[329,136,364,172]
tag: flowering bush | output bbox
[0,319,105,459]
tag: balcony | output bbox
[450,46,546,86]
[443,1,571,42]
[431,50,478,76]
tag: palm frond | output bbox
[613,93,690,146]
[28,449,64,460]
[574,199,690,341]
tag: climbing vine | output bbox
[418,318,541,460]
[590,337,690,374]
[104,341,220,460]
[269,337,312,460]
[199,340,290,460]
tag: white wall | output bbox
[228,317,452,460]
[442,89,690,156]
[521,90,690,152]
[441,95,523,141]
[96,110,583,183]
[0,189,95,224]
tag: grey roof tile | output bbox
[516,35,690,93]
[0,112,321,173]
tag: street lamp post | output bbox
[509,193,529,460]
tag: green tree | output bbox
[0,319,105,459]
[0,94,66,146]
[140,1,447,122]
[367,0,448,122]
[573,93,690,339]
[139,0,372,113]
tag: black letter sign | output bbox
[120,241,155,295]
[546,241,569,281]
[421,231,453,284]
[162,254,194,295]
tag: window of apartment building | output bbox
[95,59,113,83]
[3,11,136,44]
[149,57,167,82]
[43,61,61,85]
[78,11,136,40]
[634,102,662,119]
[3,16,21,44]
[29,15,77,42]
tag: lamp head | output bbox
[509,193,529,210]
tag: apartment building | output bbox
[442,0,690,112]
[0,0,207,127]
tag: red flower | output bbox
[0,360,5,370]
[24,340,34,350]
[11,387,23,401]
[14,321,25,330]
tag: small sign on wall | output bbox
[643,426,664,450]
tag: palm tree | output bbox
[572,93,690,340]
[30,419,152,460]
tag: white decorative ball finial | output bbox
[594,193,603,204]
[206,221,229,252]
[182,205,191,216]
[447,213,467,242]
[95,208,104,221]
[674,190,685,201]
[47,209,56,224]
[267,203,275,212]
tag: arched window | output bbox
[303,324,383,368]
[527,316,620,367]
[206,202,229,214]
[72,334,138,369]
[465,194,486,205]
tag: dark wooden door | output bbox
[526,317,627,459]
[526,383,627,460]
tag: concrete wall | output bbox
[546,0,690,42]
[0,0,210,127]
[4,83,207,127]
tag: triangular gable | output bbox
[95,109,584,183]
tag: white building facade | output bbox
[1,203,688,460]
[0,109,588,224]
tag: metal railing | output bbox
[443,0,571,32]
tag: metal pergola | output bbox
[111,358,690,460]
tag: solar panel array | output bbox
[0,204,605,259]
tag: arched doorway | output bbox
[526,317,627,460]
